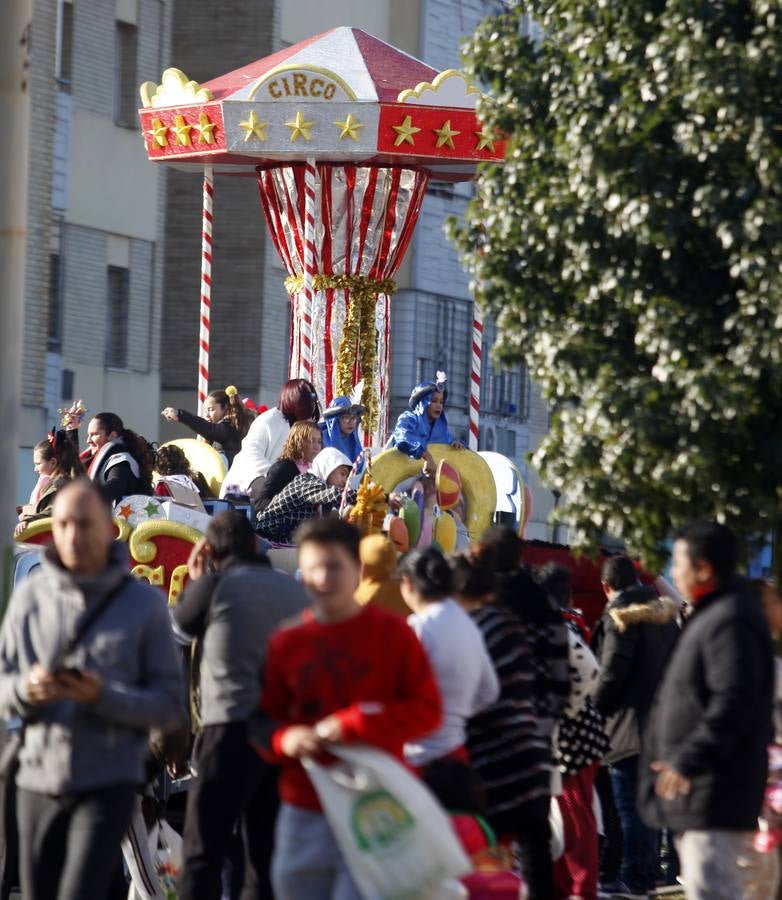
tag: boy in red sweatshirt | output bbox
[259,518,442,900]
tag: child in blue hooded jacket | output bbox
[320,396,365,463]
[390,374,463,476]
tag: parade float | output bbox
[14,29,545,595]
[134,26,518,543]
[136,26,504,447]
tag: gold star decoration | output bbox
[475,126,496,153]
[434,119,461,149]
[239,110,268,142]
[194,112,216,144]
[286,111,314,143]
[147,117,168,148]
[392,114,421,147]
[172,114,192,146]
[334,112,364,141]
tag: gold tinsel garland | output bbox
[284,273,397,436]
[347,471,388,535]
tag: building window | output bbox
[56,1,74,92]
[47,254,63,351]
[61,369,74,401]
[496,427,517,459]
[106,266,129,368]
[114,21,138,127]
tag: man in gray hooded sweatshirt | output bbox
[0,478,184,900]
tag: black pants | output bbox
[179,721,279,900]
[17,783,135,900]
[0,767,18,900]
[491,795,554,900]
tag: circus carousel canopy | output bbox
[137,26,504,180]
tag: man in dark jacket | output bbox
[592,554,679,898]
[641,522,774,900]
[173,510,310,900]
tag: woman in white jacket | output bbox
[220,379,320,511]
[398,547,500,770]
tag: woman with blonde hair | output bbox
[254,420,322,514]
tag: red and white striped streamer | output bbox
[256,164,429,445]
[468,303,483,451]
[198,166,214,410]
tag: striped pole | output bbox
[300,159,317,381]
[468,303,483,451]
[198,166,214,411]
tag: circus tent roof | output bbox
[137,26,504,179]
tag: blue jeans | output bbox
[609,755,659,893]
[272,804,362,900]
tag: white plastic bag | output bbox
[304,744,471,900]
[127,817,182,900]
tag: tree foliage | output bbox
[450,0,782,567]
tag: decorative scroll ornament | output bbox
[139,68,214,109]
[397,69,483,108]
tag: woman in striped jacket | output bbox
[451,553,555,900]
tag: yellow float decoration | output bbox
[432,512,457,553]
[15,516,132,545]
[370,445,496,541]
[160,438,226,497]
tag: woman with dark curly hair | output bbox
[153,445,203,505]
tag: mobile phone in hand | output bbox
[55,666,84,680]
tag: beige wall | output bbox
[157,389,200,445]
[61,362,161,444]
[66,109,160,242]
[280,0,420,55]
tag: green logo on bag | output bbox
[351,790,415,852]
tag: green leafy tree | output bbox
[450,0,782,569]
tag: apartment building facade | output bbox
[16,0,170,502]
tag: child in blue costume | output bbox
[390,374,463,477]
[320,396,365,464]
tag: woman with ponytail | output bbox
[397,547,499,771]
[15,430,85,533]
[162,386,251,465]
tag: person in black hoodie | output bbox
[640,522,774,900]
[591,554,679,898]
[172,511,310,900]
